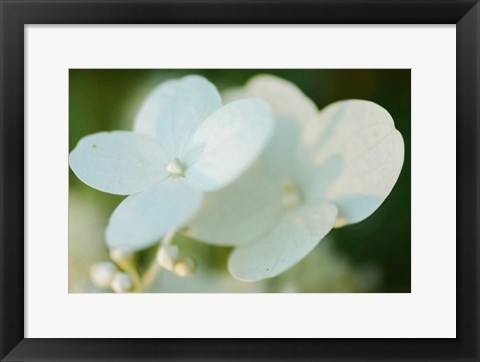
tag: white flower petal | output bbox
[224,74,318,125]
[331,195,385,227]
[228,202,338,281]
[187,162,282,246]
[134,75,222,158]
[261,117,302,179]
[301,155,345,201]
[106,179,203,251]
[309,100,404,225]
[69,131,168,195]
[184,99,273,192]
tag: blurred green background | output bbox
[69,69,410,293]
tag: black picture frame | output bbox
[1,1,479,361]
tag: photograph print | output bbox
[68,69,410,293]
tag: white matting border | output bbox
[25,25,455,338]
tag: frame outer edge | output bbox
[0,0,479,361]
[457,2,480,360]
[0,1,26,361]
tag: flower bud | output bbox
[109,247,134,264]
[156,245,180,270]
[89,261,117,289]
[166,157,185,177]
[110,272,133,293]
[173,257,196,277]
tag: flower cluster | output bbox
[69,74,404,290]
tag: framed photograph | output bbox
[1,1,478,361]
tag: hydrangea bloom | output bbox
[188,75,404,281]
[69,75,273,251]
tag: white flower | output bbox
[69,75,273,251]
[188,75,404,281]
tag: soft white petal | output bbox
[308,100,404,225]
[184,99,273,192]
[331,195,385,227]
[134,75,222,158]
[228,202,338,281]
[261,116,302,180]
[187,162,282,246]
[106,179,203,251]
[301,155,344,201]
[224,74,318,126]
[69,131,168,195]
[222,75,341,181]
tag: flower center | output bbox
[166,157,185,177]
[281,180,303,209]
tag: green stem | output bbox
[139,230,176,292]
[140,261,161,292]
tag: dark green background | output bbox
[70,69,411,292]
